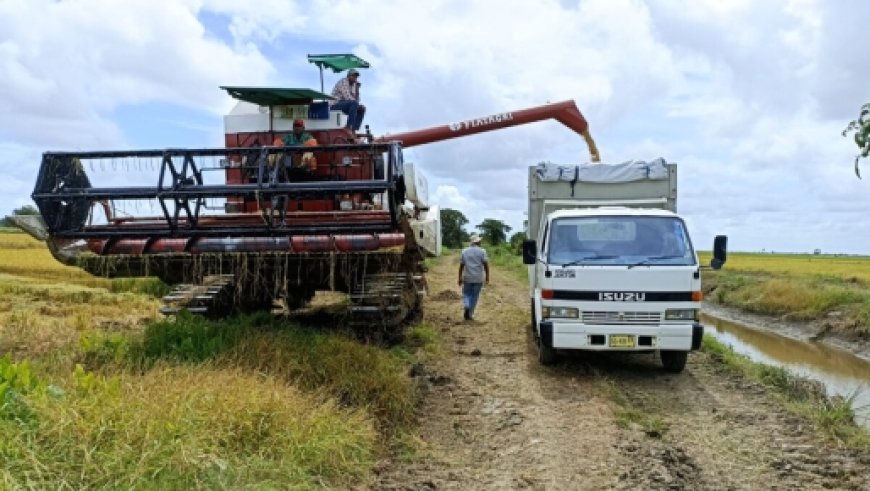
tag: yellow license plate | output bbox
[609,335,636,348]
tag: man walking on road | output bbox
[458,234,490,321]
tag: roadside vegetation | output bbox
[700,252,870,339]
[485,242,528,282]
[702,336,869,450]
[0,231,437,489]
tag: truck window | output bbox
[547,216,695,266]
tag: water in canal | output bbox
[702,314,870,430]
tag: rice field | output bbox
[699,251,870,337]
[705,251,870,284]
[0,230,427,489]
[0,230,107,285]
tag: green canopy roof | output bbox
[220,86,333,106]
[307,53,371,73]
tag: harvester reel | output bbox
[35,157,92,233]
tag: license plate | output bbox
[609,335,636,348]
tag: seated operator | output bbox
[330,68,365,131]
[283,119,315,146]
[276,119,318,172]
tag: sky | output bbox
[1,0,868,254]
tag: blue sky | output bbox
[1,0,868,254]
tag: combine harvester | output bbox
[22,54,600,330]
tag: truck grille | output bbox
[582,311,661,325]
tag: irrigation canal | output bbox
[702,314,870,430]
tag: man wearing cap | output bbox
[283,119,315,146]
[458,234,490,321]
[275,119,318,172]
[330,68,366,131]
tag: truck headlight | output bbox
[542,306,579,319]
[665,309,699,321]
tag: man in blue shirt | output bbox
[458,234,490,321]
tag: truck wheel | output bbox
[538,336,557,365]
[660,350,688,373]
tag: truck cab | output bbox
[523,161,726,372]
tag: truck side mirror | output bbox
[711,235,727,270]
[522,240,537,265]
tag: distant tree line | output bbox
[1,205,39,227]
[440,208,526,253]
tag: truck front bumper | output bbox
[540,321,703,351]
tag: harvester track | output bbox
[347,272,426,331]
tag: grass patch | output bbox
[9,309,429,488]
[107,277,171,297]
[702,335,870,450]
[78,312,420,429]
[0,274,160,358]
[1,363,376,490]
[404,324,441,356]
[222,327,418,428]
[484,243,527,283]
[604,380,669,438]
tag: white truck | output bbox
[522,160,727,372]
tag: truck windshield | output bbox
[547,216,695,267]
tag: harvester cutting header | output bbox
[25,54,599,328]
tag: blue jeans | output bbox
[330,100,365,131]
[462,282,483,317]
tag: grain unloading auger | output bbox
[26,86,598,329]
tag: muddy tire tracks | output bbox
[372,255,869,490]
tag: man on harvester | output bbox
[330,68,365,131]
[271,119,318,172]
[307,54,370,133]
[282,118,315,145]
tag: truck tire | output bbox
[660,350,688,373]
[538,336,557,365]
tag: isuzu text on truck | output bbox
[523,160,727,372]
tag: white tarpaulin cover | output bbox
[535,158,669,183]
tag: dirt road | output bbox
[372,254,869,490]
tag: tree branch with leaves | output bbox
[476,219,512,246]
[843,102,870,178]
[440,208,470,248]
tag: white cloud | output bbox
[201,0,308,44]
[0,0,274,149]
[433,185,473,212]
[1,0,869,254]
